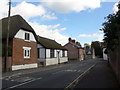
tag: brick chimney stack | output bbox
[68,37,72,42]
[72,39,75,43]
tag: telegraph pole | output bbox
[5,0,11,72]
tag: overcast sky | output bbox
[0,0,119,46]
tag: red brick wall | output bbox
[12,38,38,65]
[65,43,79,60]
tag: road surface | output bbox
[2,59,98,89]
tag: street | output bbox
[2,59,97,89]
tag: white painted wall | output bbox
[39,48,45,59]
[45,49,68,66]
[12,63,38,71]
[14,29,36,42]
[60,57,68,63]
[46,49,50,58]
[54,50,57,57]
[65,51,67,57]
[59,50,62,57]
[46,58,58,66]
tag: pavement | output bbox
[74,60,120,88]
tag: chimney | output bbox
[72,39,75,43]
[68,37,72,42]
[76,42,79,45]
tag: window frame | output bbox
[50,49,54,58]
[23,47,31,59]
[62,50,65,57]
[25,32,30,41]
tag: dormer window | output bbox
[25,33,30,41]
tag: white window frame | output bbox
[23,47,31,59]
[25,32,30,42]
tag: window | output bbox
[23,47,31,59]
[62,50,65,57]
[25,33,30,41]
[38,48,40,58]
[50,49,54,58]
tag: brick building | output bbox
[1,15,38,71]
[64,38,84,61]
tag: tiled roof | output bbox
[64,42,82,49]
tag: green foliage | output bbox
[91,41,103,57]
[86,45,90,49]
[101,3,120,51]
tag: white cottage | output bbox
[37,36,68,66]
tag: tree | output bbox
[101,3,120,51]
[91,41,103,57]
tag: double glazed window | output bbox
[23,47,31,59]
[25,33,30,41]
[50,49,54,58]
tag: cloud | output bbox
[79,33,103,38]
[0,0,57,20]
[101,0,119,2]
[79,33,104,41]
[41,14,57,20]
[28,22,68,45]
[113,2,119,13]
[10,0,119,2]
[0,0,68,46]
[54,28,67,32]
[41,0,101,13]
[0,0,8,19]
[47,24,60,29]
[11,1,46,19]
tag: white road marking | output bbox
[11,80,14,82]
[65,64,96,89]
[4,77,42,90]
[77,70,81,72]
[5,79,9,81]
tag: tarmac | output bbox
[74,60,120,88]
[1,61,77,79]
[1,59,120,89]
